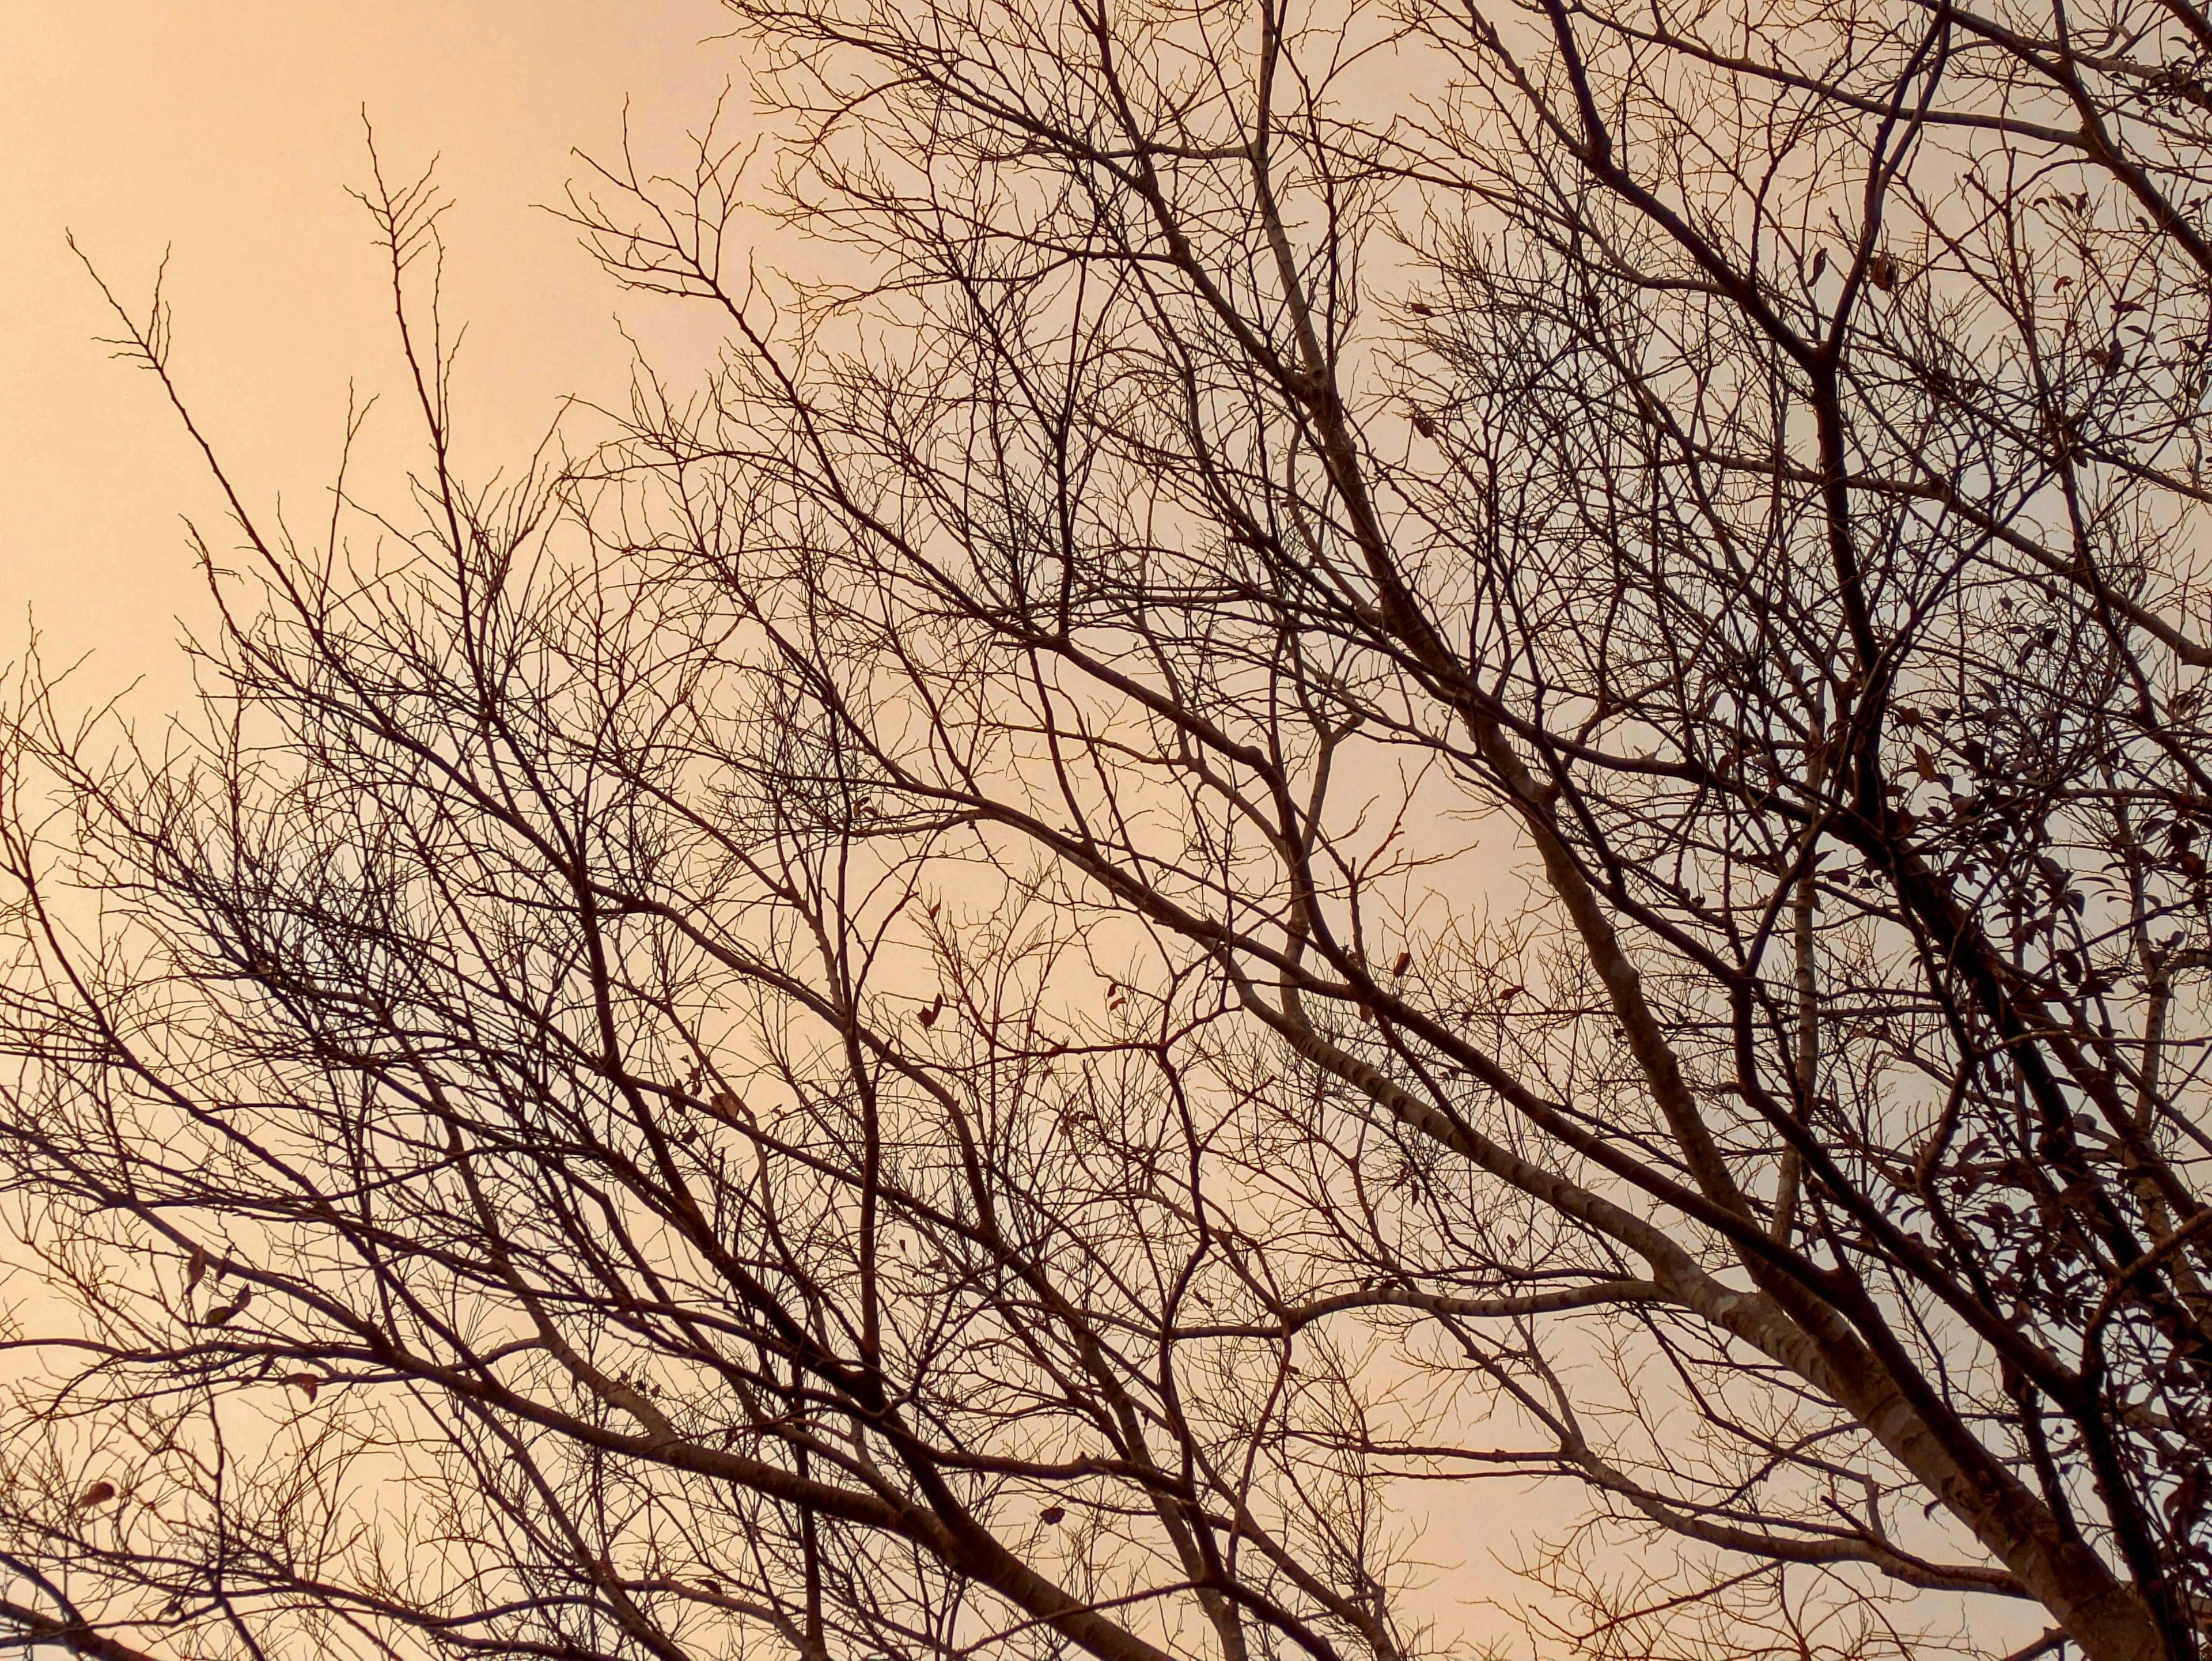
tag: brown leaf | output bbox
[1039,1504,1067,1524]
[78,1480,116,1509]
[1912,746,1941,781]
[918,995,944,1028]
[707,1091,747,1122]
[1391,951,1412,976]
[199,1287,250,1327]
[1410,410,1438,438]
[184,1244,208,1295]
[286,1373,321,1403]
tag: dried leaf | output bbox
[199,1287,251,1327]
[1391,951,1412,976]
[78,1480,116,1509]
[1039,1505,1067,1524]
[286,1373,321,1403]
[184,1244,208,1295]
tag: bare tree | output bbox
[4,0,2212,1659]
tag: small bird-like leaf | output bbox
[708,1091,747,1123]
[1391,951,1412,977]
[286,1374,321,1402]
[78,1480,116,1509]
[918,996,944,1028]
[200,1287,250,1327]
[1039,1505,1067,1525]
[184,1245,207,1296]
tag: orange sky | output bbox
[2,12,2041,1653]
[2,2,734,704]
[0,15,1535,1634]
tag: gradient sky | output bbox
[1,10,1662,1644]
[0,8,1773,1645]
[3,2,735,706]
[0,11,2076,1656]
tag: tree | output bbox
[2,0,2211,1658]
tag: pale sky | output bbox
[2,2,731,704]
[2,11,2004,1653]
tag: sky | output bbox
[0,5,1533,1632]
[0,11,1528,1629]
[0,12,1918,1649]
[0,14,2108,1661]
[1,2,735,708]
[0,10,2060,1654]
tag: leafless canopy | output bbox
[3,0,2212,1659]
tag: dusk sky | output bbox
[0,18,1558,1629]
[3,4,730,704]
[0,16,2105,1661]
